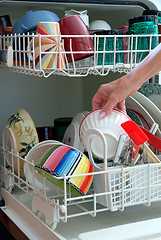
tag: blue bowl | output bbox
[12,10,60,35]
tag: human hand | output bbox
[92,75,139,118]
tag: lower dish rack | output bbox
[1,146,161,232]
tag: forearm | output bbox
[127,43,161,89]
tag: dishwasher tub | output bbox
[1,146,161,239]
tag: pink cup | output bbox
[59,15,94,63]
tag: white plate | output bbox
[24,140,63,191]
[138,83,161,110]
[126,95,161,138]
[63,112,89,152]
[79,109,130,160]
[132,91,161,133]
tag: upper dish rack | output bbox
[0,33,159,78]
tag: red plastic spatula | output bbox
[139,126,161,152]
[121,121,160,164]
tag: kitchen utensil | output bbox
[36,126,55,142]
[65,9,89,27]
[12,10,60,35]
[3,108,39,178]
[89,20,111,31]
[24,140,63,191]
[63,112,88,152]
[79,108,130,160]
[0,47,13,67]
[121,120,160,164]
[35,144,94,196]
[58,15,94,63]
[34,22,66,70]
[128,15,159,62]
[133,91,161,132]
[96,29,124,65]
[126,95,161,139]
[139,126,161,152]
[54,117,73,142]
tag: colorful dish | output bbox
[35,144,94,196]
[24,140,62,191]
[3,108,39,178]
[35,22,66,70]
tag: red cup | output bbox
[59,15,94,63]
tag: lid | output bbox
[143,9,161,17]
[128,15,158,27]
[54,118,73,127]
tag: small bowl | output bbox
[79,108,131,160]
[12,10,60,34]
[89,20,111,31]
[24,140,62,191]
[35,144,94,196]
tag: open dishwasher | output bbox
[1,0,161,239]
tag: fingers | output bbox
[92,91,103,110]
[98,99,126,119]
[118,100,126,114]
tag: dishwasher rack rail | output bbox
[1,146,161,230]
[0,33,160,78]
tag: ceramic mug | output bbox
[27,22,66,69]
[58,15,94,63]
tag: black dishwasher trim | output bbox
[2,0,150,10]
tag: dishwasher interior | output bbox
[1,1,161,239]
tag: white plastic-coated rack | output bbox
[1,134,161,240]
[0,33,159,78]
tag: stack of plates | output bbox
[126,92,161,139]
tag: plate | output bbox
[126,95,161,139]
[63,112,89,152]
[24,140,62,191]
[132,91,161,133]
[3,108,39,178]
[138,83,161,110]
[79,108,131,160]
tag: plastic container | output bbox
[95,30,124,65]
[128,15,159,62]
[143,9,161,43]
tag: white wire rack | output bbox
[1,145,161,230]
[0,33,159,78]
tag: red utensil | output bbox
[139,126,161,152]
[121,121,160,164]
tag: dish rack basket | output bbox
[1,145,161,230]
[0,33,160,78]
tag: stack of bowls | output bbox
[33,142,94,196]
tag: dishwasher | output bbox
[1,0,161,239]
